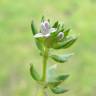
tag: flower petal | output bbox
[43,33,50,38]
[44,21,50,29]
[41,21,50,35]
[50,28,57,33]
[41,23,46,33]
[34,33,44,38]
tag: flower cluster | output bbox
[30,17,78,95]
[33,19,66,49]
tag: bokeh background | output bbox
[0,0,96,96]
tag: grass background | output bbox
[0,0,96,96]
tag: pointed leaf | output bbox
[53,21,59,28]
[46,65,61,87]
[47,80,62,88]
[58,23,65,32]
[35,39,44,51]
[64,28,70,37]
[41,16,45,22]
[31,21,37,35]
[51,86,68,94]
[63,35,78,48]
[30,64,41,81]
[47,74,69,88]
[53,35,78,49]
[47,65,57,81]
[31,21,43,51]
[48,19,50,23]
[59,28,64,32]
[50,53,73,63]
[50,30,58,42]
[56,74,69,81]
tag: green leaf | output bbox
[53,35,78,49]
[58,23,65,32]
[50,53,73,63]
[59,28,64,32]
[63,35,78,48]
[46,65,62,87]
[64,28,70,37]
[47,74,69,88]
[31,21,43,51]
[47,65,57,81]
[30,64,41,81]
[41,16,45,22]
[51,86,68,94]
[31,20,37,35]
[48,19,50,23]
[53,21,59,28]
[56,74,69,81]
[35,38,44,51]
[47,80,62,88]
[50,30,58,41]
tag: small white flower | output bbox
[57,32,64,40]
[34,21,57,38]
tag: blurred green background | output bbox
[0,0,96,96]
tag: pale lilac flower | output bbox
[34,21,56,38]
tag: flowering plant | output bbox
[30,16,78,96]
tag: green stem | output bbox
[36,88,45,96]
[42,47,48,81]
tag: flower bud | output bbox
[57,32,64,40]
